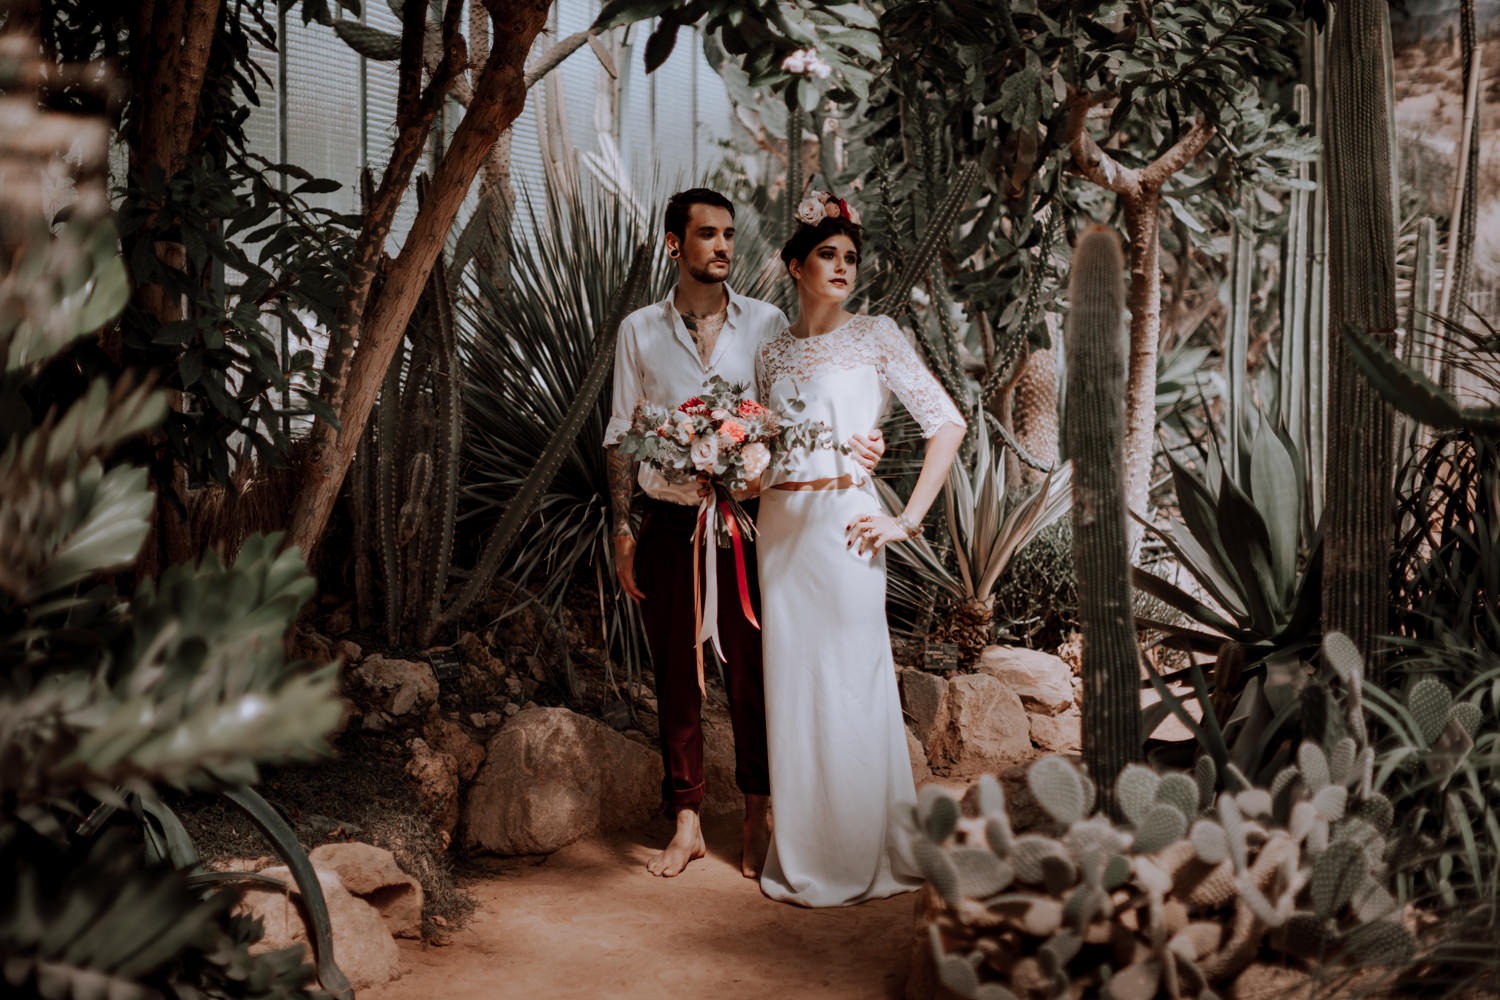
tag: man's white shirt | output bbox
[605,283,788,506]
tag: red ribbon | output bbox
[690,486,761,697]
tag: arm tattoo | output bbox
[607,446,638,537]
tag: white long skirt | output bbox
[756,485,921,907]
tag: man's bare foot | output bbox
[741,793,771,880]
[646,809,705,877]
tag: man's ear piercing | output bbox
[668,247,680,259]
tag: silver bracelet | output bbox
[895,512,920,538]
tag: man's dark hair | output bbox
[664,187,735,240]
[780,216,863,269]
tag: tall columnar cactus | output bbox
[1064,225,1142,810]
[351,254,465,647]
[1323,0,1400,671]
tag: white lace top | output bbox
[756,313,965,485]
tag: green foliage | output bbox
[989,518,1079,650]
[1135,410,1323,659]
[595,0,878,105]
[905,640,1415,998]
[459,174,669,692]
[0,189,339,997]
[881,426,1072,650]
[858,0,1311,371]
[38,3,354,491]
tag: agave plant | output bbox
[459,170,674,690]
[0,192,344,997]
[881,422,1072,658]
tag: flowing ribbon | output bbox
[691,484,761,696]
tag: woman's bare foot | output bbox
[647,809,706,877]
[741,794,771,879]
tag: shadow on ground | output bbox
[363,812,914,999]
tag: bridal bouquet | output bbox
[618,375,843,686]
[618,373,841,546]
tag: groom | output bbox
[605,188,882,879]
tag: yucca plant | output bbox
[881,422,1072,659]
[459,172,673,691]
[0,197,344,997]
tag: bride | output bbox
[755,192,965,906]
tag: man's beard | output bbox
[684,258,731,284]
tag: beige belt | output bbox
[771,473,865,492]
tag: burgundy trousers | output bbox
[636,497,770,813]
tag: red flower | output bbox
[679,396,707,414]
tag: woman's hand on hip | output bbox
[845,511,906,555]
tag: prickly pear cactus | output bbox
[901,638,1414,999]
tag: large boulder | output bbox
[898,668,949,747]
[350,655,438,717]
[1029,705,1082,754]
[462,707,661,854]
[975,645,1075,715]
[906,725,933,785]
[238,865,400,991]
[307,842,424,940]
[926,674,1032,776]
[405,737,460,844]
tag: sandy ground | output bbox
[362,812,917,1000]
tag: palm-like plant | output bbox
[459,172,677,689]
[881,423,1072,657]
[0,199,343,995]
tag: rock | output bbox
[504,676,523,699]
[324,608,353,637]
[906,725,933,784]
[1030,705,1082,754]
[926,674,1032,776]
[352,656,439,717]
[308,843,424,940]
[405,737,460,844]
[503,703,520,718]
[898,669,949,747]
[456,632,507,678]
[335,639,363,663]
[975,646,1075,715]
[424,714,485,781]
[462,707,661,855]
[238,865,400,990]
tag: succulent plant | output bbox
[901,635,1415,999]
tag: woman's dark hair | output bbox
[663,187,735,240]
[779,216,863,270]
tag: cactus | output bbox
[350,246,466,647]
[784,102,804,241]
[1064,225,1142,810]
[911,637,1414,999]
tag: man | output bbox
[605,188,882,879]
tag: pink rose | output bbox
[718,419,747,444]
[690,435,720,473]
[741,442,770,478]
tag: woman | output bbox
[755,192,966,907]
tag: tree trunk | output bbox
[127,0,224,574]
[1121,189,1161,524]
[1322,0,1399,668]
[288,0,551,560]
[1070,108,1214,528]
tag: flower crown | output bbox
[794,190,861,228]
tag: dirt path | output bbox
[363,812,917,1000]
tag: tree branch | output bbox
[524,29,594,89]
[1140,117,1216,188]
[1067,94,1141,198]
